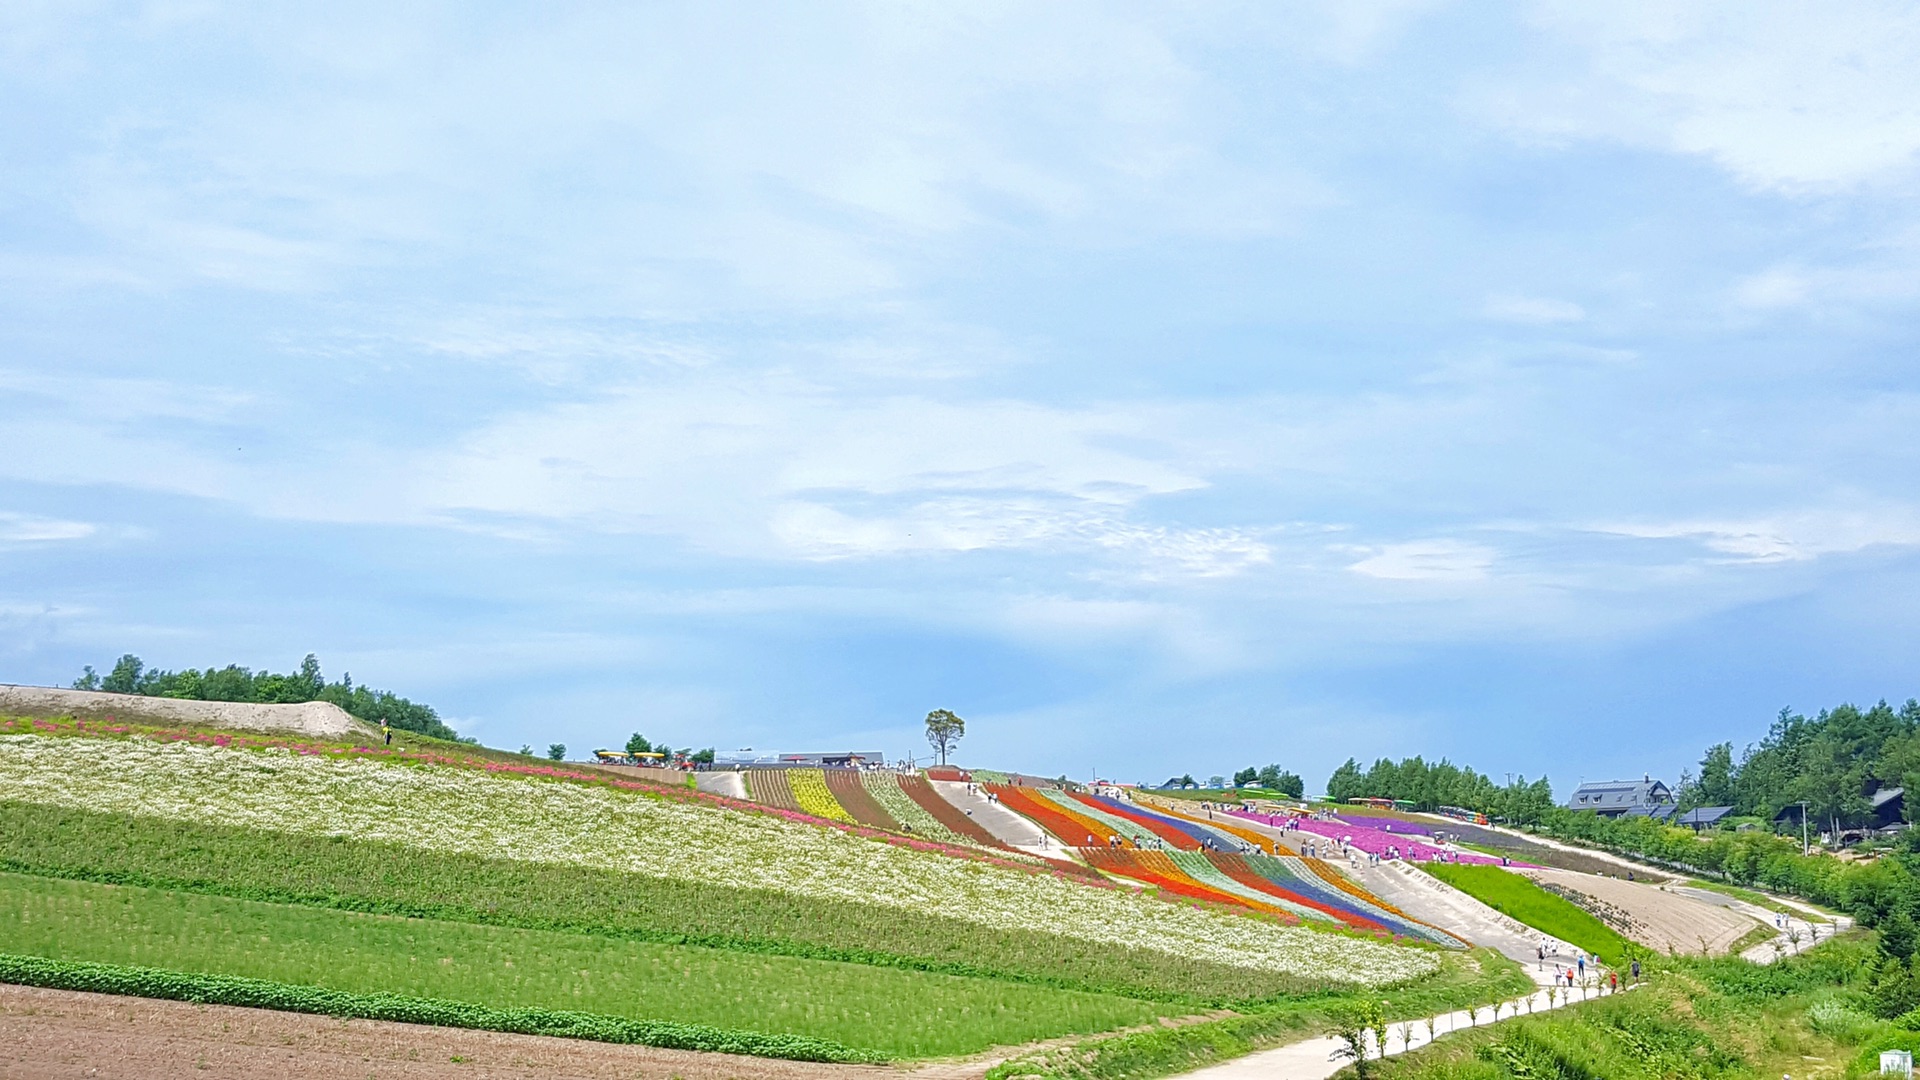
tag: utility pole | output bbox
[1800,800,1809,856]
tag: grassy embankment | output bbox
[1686,878,1833,922]
[1358,936,1920,1080]
[0,871,1169,1059]
[1417,864,1637,960]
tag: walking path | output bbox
[929,780,1075,862]
[1665,885,1852,963]
[1181,967,1627,1080]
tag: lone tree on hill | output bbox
[625,732,653,756]
[924,709,965,766]
[547,743,566,761]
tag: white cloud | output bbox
[1346,540,1496,581]
[1482,294,1587,324]
[0,513,96,543]
[1591,506,1920,564]
[1480,1,1920,195]
[1732,266,1811,309]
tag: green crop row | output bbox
[1418,864,1637,961]
[0,800,1321,1006]
[0,951,882,1062]
[0,871,1173,1058]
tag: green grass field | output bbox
[1365,939,1903,1080]
[0,872,1173,1058]
[1417,863,1637,960]
[0,800,1320,1006]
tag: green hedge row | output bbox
[0,952,885,1063]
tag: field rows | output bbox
[0,735,1439,986]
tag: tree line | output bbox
[1324,755,1557,825]
[1683,699,1920,833]
[72,654,467,743]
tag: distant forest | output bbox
[1325,697,1920,835]
[72,654,466,743]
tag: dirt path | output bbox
[0,983,906,1080]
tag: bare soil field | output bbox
[1520,867,1761,955]
[0,983,905,1080]
[0,685,371,739]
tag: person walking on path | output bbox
[1631,958,1642,984]
[380,720,391,746]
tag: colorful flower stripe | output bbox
[1203,853,1387,931]
[1066,793,1211,850]
[1290,855,1421,921]
[788,769,856,824]
[992,785,1118,848]
[1035,790,1167,848]
[1222,854,1427,938]
[1246,856,1458,947]
[898,774,1003,847]
[823,770,900,832]
[1166,851,1337,925]
[1138,797,1287,854]
[1080,849,1300,924]
[858,772,972,846]
[1227,808,1509,866]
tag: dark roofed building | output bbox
[1675,805,1733,831]
[1872,786,1905,828]
[1566,776,1674,818]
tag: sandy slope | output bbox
[0,684,372,738]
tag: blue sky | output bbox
[3,3,1919,791]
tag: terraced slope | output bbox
[897,773,1001,846]
[0,733,1439,988]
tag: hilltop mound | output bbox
[0,684,373,738]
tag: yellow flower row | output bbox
[788,768,856,824]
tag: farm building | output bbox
[1565,776,1674,818]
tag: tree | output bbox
[1233,766,1259,788]
[924,709,965,765]
[102,654,145,694]
[1256,764,1282,789]
[690,747,715,765]
[1695,742,1736,807]
[71,665,100,691]
[625,732,653,756]
[547,744,566,761]
[1207,775,1227,788]
[1326,758,1364,801]
[1273,770,1305,798]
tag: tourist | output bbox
[1630,958,1641,983]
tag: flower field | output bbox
[822,769,899,831]
[0,734,1439,986]
[785,768,856,824]
[1227,807,1512,866]
[859,771,970,843]
[897,772,1004,846]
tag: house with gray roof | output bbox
[1566,776,1674,818]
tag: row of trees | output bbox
[73,654,466,743]
[1680,700,1920,831]
[1324,755,1558,825]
